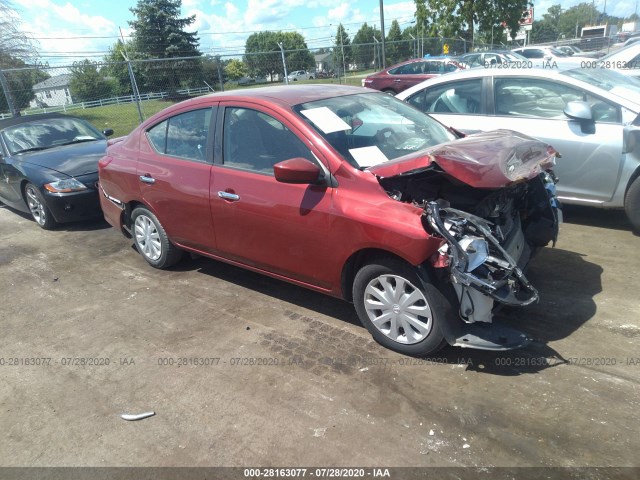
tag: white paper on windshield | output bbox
[349,146,388,167]
[300,107,351,134]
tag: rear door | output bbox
[136,106,217,252]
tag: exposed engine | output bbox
[379,167,560,325]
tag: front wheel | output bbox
[352,258,447,356]
[24,183,57,230]
[131,207,182,269]
[625,176,640,233]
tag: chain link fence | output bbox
[0,37,502,136]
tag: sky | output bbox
[12,0,640,65]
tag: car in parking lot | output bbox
[361,57,465,94]
[99,85,560,356]
[0,113,113,229]
[397,67,640,231]
[456,50,528,68]
[286,70,314,81]
[511,46,585,67]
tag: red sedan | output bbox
[362,57,465,94]
[99,85,560,356]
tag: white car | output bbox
[512,46,585,68]
[286,70,314,81]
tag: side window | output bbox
[463,54,480,67]
[493,78,618,122]
[147,120,167,153]
[222,107,315,175]
[146,109,212,162]
[422,79,482,114]
[166,109,211,162]
[494,78,583,118]
[406,90,427,112]
[521,49,543,59]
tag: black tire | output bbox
[131,206,182,269]
[381,88,396,95]
[23,183,57,230]
[625,176,640,232]
[352,258,448,356]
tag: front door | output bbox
[209,103,335,289]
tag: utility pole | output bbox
[379,0,386,68]
[340,28,347,82]
[373,36,380,70]
[119,27,143,123]
[278,42,289,85]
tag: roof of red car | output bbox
[202,84,372,107]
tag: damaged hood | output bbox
[368,130,557,188]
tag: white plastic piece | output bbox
[349,146,389,167]
[299,107,351,134]
[121,411,155,421]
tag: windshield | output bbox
[1,117,103,155]
[599,43,640,61]
[294,92,456,168]
[561,67,640,99]
[549,47,569,57]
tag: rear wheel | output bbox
[353,258,447,356]
[24,183,57,230]
[381,88,395,95]
[131,207,182,269]
[625,177,640,233]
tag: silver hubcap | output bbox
[134,215,162,261]
[364,274,432,345]
[25,186,46,225]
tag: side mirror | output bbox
[103,129,114,137]
[273,158,323,185]
[564,101,595,134]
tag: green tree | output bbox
[352,23,377,69]
[1,0,43,114]
[334,24,352,74]
[69,59,114,102]
[418,0,530,42]
[386,20,409,64]
[129,0,200,58]
[244,31,313,80]
[0,53,48,113]
[224,59,247,81]
[102,41,136,96]
[129,0,202,92]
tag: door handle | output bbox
[139,175,155,184]
[218,191,240,201]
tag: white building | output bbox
[30,74,73,108]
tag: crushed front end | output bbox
[374,130,561,350]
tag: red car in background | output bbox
[362,57,465,94]
[99,85,560,356]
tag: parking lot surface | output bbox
[0,203,639,468]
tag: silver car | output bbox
[396,67,640,230]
